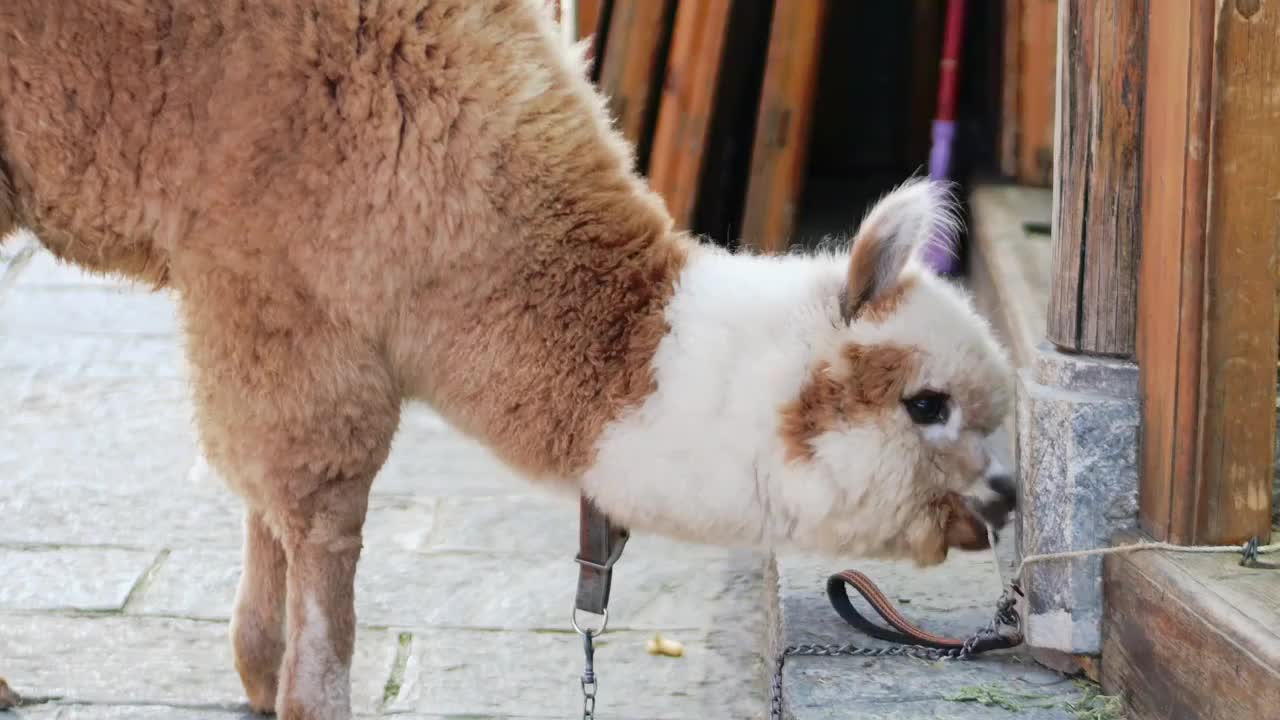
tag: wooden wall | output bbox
[1137,0,1278,546]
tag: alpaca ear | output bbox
[842,179,957,322]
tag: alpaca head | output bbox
[777,180,1014,566]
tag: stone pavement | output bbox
[0,232,768,719]
[768,549,1121,720]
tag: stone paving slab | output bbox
[1,378,198,498]
[427,494,576,554]
[0,336,188,381]
[783,655,1084,720]
[774,551,1015,650]
[0,478,241,550]
[388,627,762,719]
[374,408,533,498]
[769,547,1122,719]
[5,705,259,719]
[0,615,397,714]
[133,540,765,632]
[0,547,159,612]
[1,286,180,337]
[7,708,554,720]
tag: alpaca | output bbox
[0,1,1014,718]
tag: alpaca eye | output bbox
[904,391,949,425]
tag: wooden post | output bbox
[999,0,1057,186]
[740,0,828,253]
[574,0,606,64]
[1137,0,1278,546]
[647,0,734,229]
[907,0,943,169]
[1046,0,1145,357]
[596,0,675,168]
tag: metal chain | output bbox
[769,584,1023,720]
[580,630,598,719]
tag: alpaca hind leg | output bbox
[232,508,288,714]
[188,328,398,718]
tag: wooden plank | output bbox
[1102,533,1280,720]
[998,0,1023,178]
[1046,0,1144,356]
[1138,0,1278,546]
[1138,0,1213,546]
[1197,0,1280,544]
[1017,0,1056,186]
[1000,0,1057,185]
[907,0,943,168]
[596,0,674,167]
[575,0,605,61]
[576,0,602,40]
[740,0,828,253]
[648,0,734,229]
[685,0,774,243]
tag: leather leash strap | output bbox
[827,569,1015,654]
[575,495,629,616]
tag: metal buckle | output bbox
[574,529,629,572]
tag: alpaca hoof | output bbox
[247,693,277,715]
[238,670,279,715]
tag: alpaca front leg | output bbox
[232,509,288,714]
[275,483,372,720]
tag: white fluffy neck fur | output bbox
[582,243,854,549]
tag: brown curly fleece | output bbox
[0,1,999,717]
[2,2,692,717]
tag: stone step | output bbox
[765,549,1116,719]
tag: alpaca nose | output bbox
[974,473,1017,529]
[990,473,1017,508]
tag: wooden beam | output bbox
[575,0,605,59]
[1000,0,1058,185]
[648,0,734,229]
[998,0,1023,179]
[740,0,828,253]
[1017,0,1057,186]
[1198,0,1280,546]
[1138,0,1278,546]
[1046,0,1144,356]
[596,0,674,168]
[1102,532,1280,720]
[906,0,943,168]
[1137,0,1214,547]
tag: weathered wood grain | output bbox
[1019,0,1057,186]
[596,0,674,167]
[740,0,828,253]
[1000,0,1057,186]
[1137,0,1214,545]
[648,0,734,229]
[1102,532,1280,720]
[999,0,1023,179]
[1196,0,1279,545]
[1138,0,1277,546]
[1047,0,1144,356]
[574,0,606,63]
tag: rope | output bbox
[1014,539,1279,578]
